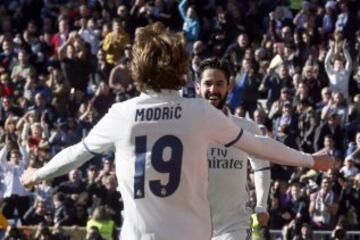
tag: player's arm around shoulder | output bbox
[230,115,258,134]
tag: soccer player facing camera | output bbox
[22,22,332,240]
[197,58,270,240]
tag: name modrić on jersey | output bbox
[135,105,182,122]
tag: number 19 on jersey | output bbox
[134,135,183,199]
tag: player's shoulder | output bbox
[230,115,259,133]
[183,97,217,112]
[185,96,209,105]
[106,97,139,118]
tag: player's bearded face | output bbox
[205,91,227,109]
[199,69,228,110]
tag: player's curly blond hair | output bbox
[131,22,189,92]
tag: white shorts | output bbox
[211,230,249,240]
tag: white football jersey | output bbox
[83,90,242,240]
[208,115,270,238]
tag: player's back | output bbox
[108,90,233,240]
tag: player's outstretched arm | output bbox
[21,141,94,188]
[234,130,333,171]
[311,149,334,171]
[21,105,120,188]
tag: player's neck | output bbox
[222,106,230,116]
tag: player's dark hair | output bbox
[197,58,231,83]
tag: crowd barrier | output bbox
[2,226,360,239]
[269,229,360,239]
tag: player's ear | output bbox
[195,81,201,95]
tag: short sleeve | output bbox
[203,103,242,146]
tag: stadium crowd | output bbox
[0,0,359,239]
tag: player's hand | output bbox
[257,212,269,227]
[311,150,334,172]
[21,167,38,189]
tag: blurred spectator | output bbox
[273,101,299,149]
[0,73,14,98]
[23,198,50,225]
[53,169,87,196]
[86,206,115,240]
[51,18,69,55]
[46,67,70,118]
[89,82,115,118]
[314,112,345,152]
[10,49,35,87]
[78,18,101,56]
[320,135,343,159]
[227,58,261,117]
[269,192,292,230]
[91,174,123,227]
[33,223,53,240]
[324,41,352,100]
[52,192,76,227]
[346,95,360,141]
[316,87,333,113]
[269,6,293,42]
[335,1,355,41]
[340,157,359,179]
[321,92,348,125]
[268,86,293,120]
[336,175,358,231]
[49,116,82,155]
[348,173,360,228]
[293,81,315,108]
[129,0,153,36]
[59,31,92,93]
[253,108,273,133]
[321,1,337,37]
[330,224,347,240]
[116,5,131,35]
[3,224,26,240]
[108,57,135,102]
[91,49,112,87]
[21,113,50,153]
[0,138,31,223]
[223,33,250,73]
[260,65,293,110]
[78,104,99,137]
[0,116,19,147]
[102,18,130,66]
[346,131,360,166]
[0,96,23,126]
[85,225,104,240]
[0,39,17,73]
[33,180,53,211]
[354,32,360,69]
[294,222,313,240]
[288,182,310,224]
[309,176,339,230]
[297,98,318,152]
[282,219,303,240]
[149,0,172,24]
[178,0,200,52]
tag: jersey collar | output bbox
[222,106,231,118]
[140,90,181,98]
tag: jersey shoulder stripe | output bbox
[224,129,243,147]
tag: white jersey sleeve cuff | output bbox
[255,206,267,213]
